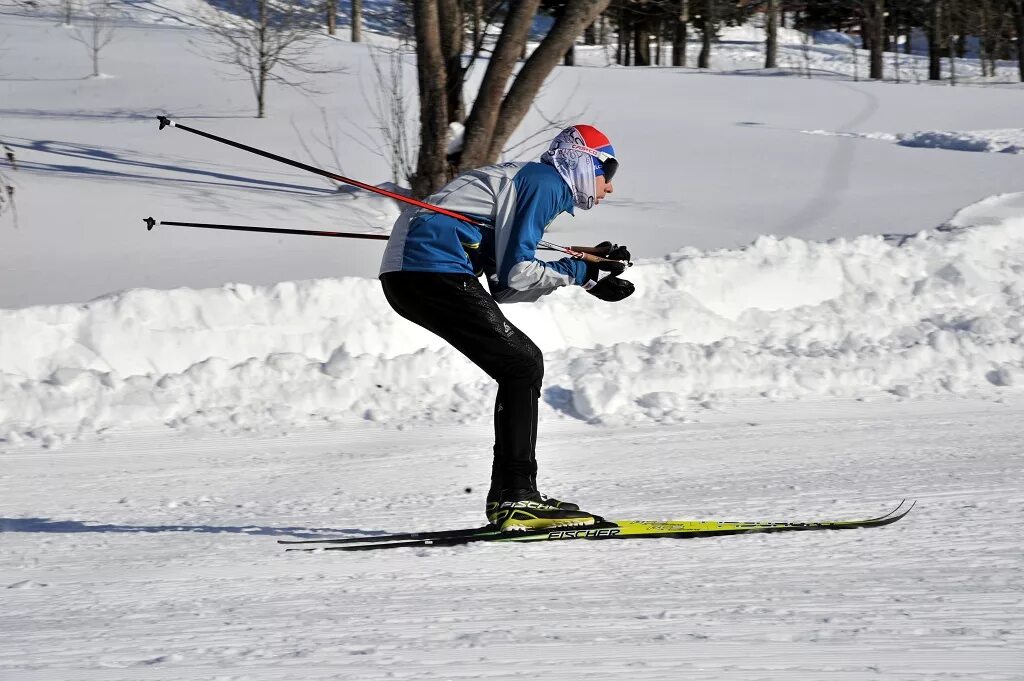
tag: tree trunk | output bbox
[618,3,630,65]
[411,0,448,196]
[634,21,650,66]
[257,73,266,118]
[672,0,688,67]
[928,2,942,80]
[564,43,576,65]
[257,0,267,117]
[698,0,713,69]
[439,0,464,123]
[765,0,778,68]
[471,0,482,48]
[1015,0,1024,82]
[584,19,597,45]
[655,19,663,65]
[326,0,336,35]
[351,0,362,43]
[458,0,541,171]
[485,0,611,163]
[868,0,885,80]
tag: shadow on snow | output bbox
[0,134,336,197]
[0,517,376,539]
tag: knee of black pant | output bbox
[500,344,543,392]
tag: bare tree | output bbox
[411,0,449,196]
[68,0,116,77]
[467,1,612,168]
[357,46,417,185]
[1014,0,1024,82]
[352,0,362,42]
[695,0,714,68]
[409,0,611,197]
[193,0,333,118]
[967,0,1013,78]
[861,0,885,79]
[438,0,464,121]
[672,0,689,66]
[765,0,778,68]
[326,0,336,35]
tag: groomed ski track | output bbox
[2,398,1022,680]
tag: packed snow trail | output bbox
[2,399,1022,680]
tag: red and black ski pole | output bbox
[153,116,628,266]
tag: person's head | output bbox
[540,125,618,211]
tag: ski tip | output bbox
[157,115,174,131]
[143,216,156,231]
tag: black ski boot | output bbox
[485,489,596,531]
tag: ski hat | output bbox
[575,124,617,178]
[540,125,618,211]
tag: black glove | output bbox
[586,276,635,302]
[594,241,631,262]
[582,241,633,301]
[585,257,626,280]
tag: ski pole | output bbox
[144,217,388,240]
[155,116,628,266]
[143,218,622,259]
[157,116,476,227]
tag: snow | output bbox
[4,194,1024,442]
[804,127,1024,154]
[1,6,1024,679]
[3,401,1023,679]
[2,12,1024,308]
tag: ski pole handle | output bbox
[569,247,633,267]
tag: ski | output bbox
[278,525,497,545]
[281,500,914,552]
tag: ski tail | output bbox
[277,525,495,545]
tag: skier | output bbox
[379,125,633,531]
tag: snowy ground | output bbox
[3,399,1023,680]
[2,5,1024,679]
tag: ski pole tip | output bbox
[157,115,173,131]
[143,217,156,231]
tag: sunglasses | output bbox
[554,143,619,183]
[594,150,619,183]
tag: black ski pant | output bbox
[380,271,542,493]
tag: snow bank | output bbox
[3,198,1023,445]
[895,129,1024,155]
[803,128,1024,155]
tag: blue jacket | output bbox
[379,162,587,303]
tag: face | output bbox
[595,175,614,204]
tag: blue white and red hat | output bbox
[572,124,617,178]
[540,125,618,210]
